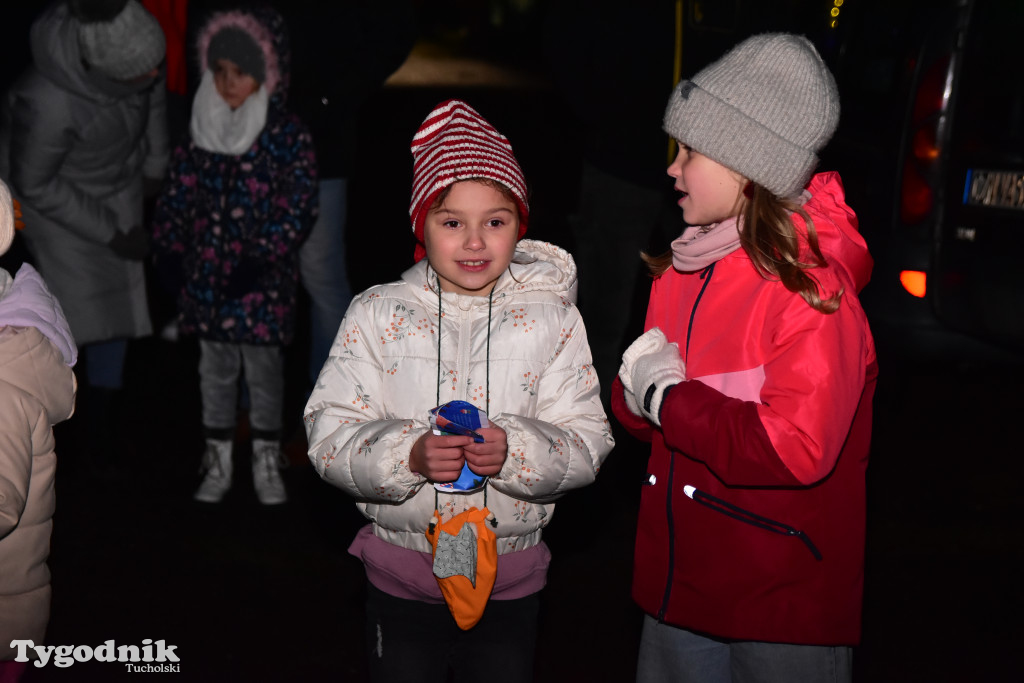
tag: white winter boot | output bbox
[194,439,233,503]
[252,438,287,505]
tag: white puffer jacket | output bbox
[305,239,614,554]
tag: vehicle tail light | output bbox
[900,270,927,298]
[899,55,951,224]
[910,56,949,125]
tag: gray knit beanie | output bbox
[207,27,266,84]
[77,0,166,81]
[663,33,839,198]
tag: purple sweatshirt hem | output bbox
[348,524,550,603]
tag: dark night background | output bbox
[1,1,1021,681]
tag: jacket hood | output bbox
[801,172,873,295]
[30,2,99,99]
[403,239,579,304]
[0,264,77,366]
[196,7,290,103]
[0,263,76,423]
[30,2,162,101]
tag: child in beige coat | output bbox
[0,179,77,681]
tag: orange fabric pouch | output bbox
[425,506,498,630]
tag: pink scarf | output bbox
[670,216,742,272]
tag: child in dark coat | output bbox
[152,7,317,505]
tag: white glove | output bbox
[619,328,686,426]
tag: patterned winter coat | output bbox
[151,8,317,346]
[304,240,615,556]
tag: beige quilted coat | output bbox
[0,324,75,660]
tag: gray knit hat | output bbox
[78,0,166,81]
[663,33,839,198]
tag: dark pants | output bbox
[364,583,539,683]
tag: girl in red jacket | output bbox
[613,34,877,683]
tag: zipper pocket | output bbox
[683,484,822,561]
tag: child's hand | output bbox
[410,432,472,482]
[463,422,508,477]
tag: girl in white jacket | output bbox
[304,99,614,682]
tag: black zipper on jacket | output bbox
[684,262,715,361]
[656,455,676,621]
[656,262,715,621]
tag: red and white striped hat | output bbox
[409,99,529,262]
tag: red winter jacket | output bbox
[612,172,878,645]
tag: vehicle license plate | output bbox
[963,169,1024,210]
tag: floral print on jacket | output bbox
[151,8,317,346]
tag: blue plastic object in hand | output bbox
[429,400,489,493]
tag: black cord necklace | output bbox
[435,275,493,414]
[432,271,495,516]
